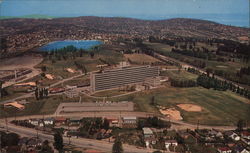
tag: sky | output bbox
[0,0,249,27]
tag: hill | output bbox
[0,16,248,56]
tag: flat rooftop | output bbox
[55,101,134,114]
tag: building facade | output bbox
[90,65,159,92]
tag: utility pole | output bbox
[36,128,39,139]
[68,123,71,145]
[5,115,8,132]
[197,120,199,130]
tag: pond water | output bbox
[39,40,103,51]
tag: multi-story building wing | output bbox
[90,65,159,92]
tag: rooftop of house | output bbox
[122,116,137,120]
[218,147,231,151]
[165,140,178,143]
[143,127,153,135]
[241,131,250,136]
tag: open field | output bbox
[107,85,250,126]
[160,70,198,81]
[92,89,130,97]
[0,55,43,70]
[145,42,250,73]
[36,48,125,79]
[134,86,250,125]
[0,94,97,118]
[124,53,160,65]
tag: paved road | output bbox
[0,122,158,153]
[2,110,236,131]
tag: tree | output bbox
[41,66,47,72]
[237,119,246,132]
[40,140,53,153]
[54,131,63,152]
[90,52,95,58]
[103,118,110,130]
[35,88,39,100]
[112,136,123,153]
[150,96,155,105]
[0,80,3,98]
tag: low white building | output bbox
[165,140,178,149]
[44,118,54,125]
[29,119,39,126]
[225,131,240,141]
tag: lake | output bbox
[39,40,103,51]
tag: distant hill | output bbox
[0,16,248,56]
[0,14,55,19]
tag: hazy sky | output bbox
[0,0,249,16]
[0,0,249,27]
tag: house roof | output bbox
[218,147,231,151]
[55,117,66,121]
[241,131,250,136]
[143,127,153,135]
[123,116,137,120]
[4,101,25,110]
[165,140,177,143]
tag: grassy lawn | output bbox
[92,89,129,97]
[0,94,97,118]
[108,85,250,126]
[124,53,160,65]
[36,48,125,79]
[0,85,26,102]
[161,70,198,81]
[145,42,250,73]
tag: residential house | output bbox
[224,131,240,141]
[143,127,156,148]
[29,119,39,126]
[233,146,249,153]
[165,140,178,149]
[44,118,54,125]
[106,117,120,127]
[54,117,67,126]
[122,116,137,128]
[69,117,82,125]
[143,128,154,138]
[241,131,250,140]
[217,147,232,153]
[27,137,42,148]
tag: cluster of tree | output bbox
[99,58,111,66]
[213,69,250,86]
[74,61,87,74]
[54,131,63,152]
[44,45,98,62]
[186,67,202,75]
[0,131,20,148]
[197,74,250,99]
[197,74,229,91]
[35,87,48,100]
[137,117,171,129]
[78,118,109,138]
[216,39,250,57]
[112,136,123,153]
[0,80,3,98]
[171,48,215,60]
[148,36,176,46]
[238,66,250,76]
[153,48,206,68]
[184,59,206,69]
[170,78,197,88]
